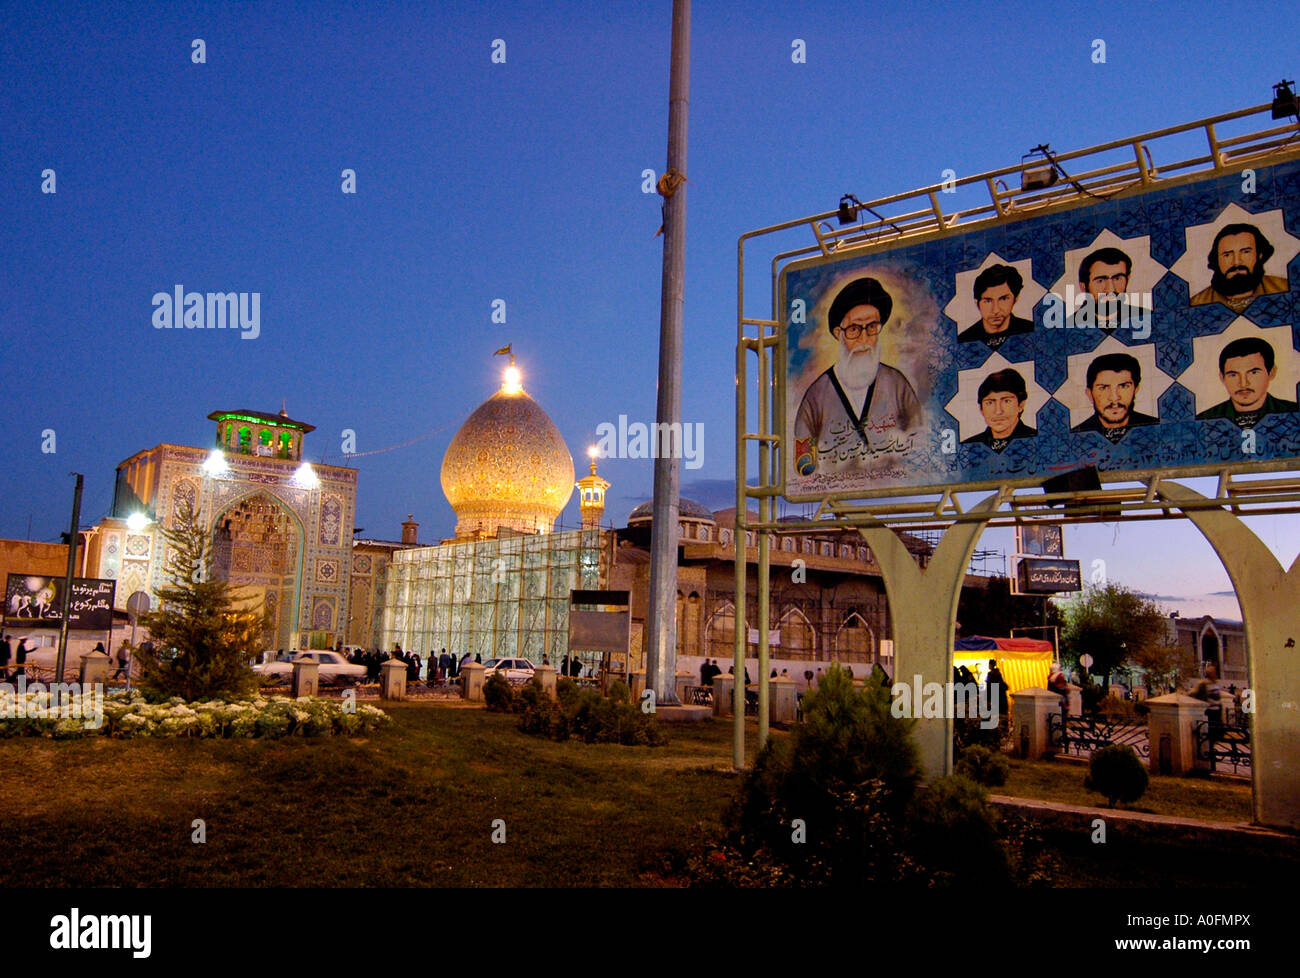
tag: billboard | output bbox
[4,575,117,630]
[782,157,1300,498]
[1012,557,1082,595]
[1016,524,1064,557]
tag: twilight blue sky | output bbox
[4,0,1299,618]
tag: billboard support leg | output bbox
[1155,479,1300,830]
[856,490,1006,780]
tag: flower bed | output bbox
[0,688,389,739]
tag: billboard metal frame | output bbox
[734,101,1300,831]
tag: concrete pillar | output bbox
[858,492,1002,781]
[629,669,647,704]
[292,658,319,699]
[79,650,111,688]
[535,664,558,701]
[769,675,798,724]
[1011,687,1063,760]
[460,661,485,702]
[1065,683,1082,717]
[713,674,734,718]
[1154,480,1300,828]
[1145,693,1210,776]
[379,657,406,701]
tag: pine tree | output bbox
[137,498,265,701]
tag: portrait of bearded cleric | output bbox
[793,276,923,476]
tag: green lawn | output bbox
[999,756,1254,823]
[0,704,742,887]
[0,704,1291,887]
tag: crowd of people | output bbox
[339,643,484,684]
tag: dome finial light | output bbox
[503,360,522,394]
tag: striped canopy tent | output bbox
[953,636,1054,695]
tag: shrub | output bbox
[556,676,579,709]
[954,745,1009,787]
[906,775,1009,886]
[516,680,567,740]
[690,665,1050,887]
[696,665,924,885]
[1085,744,1149,807]
[516,680,665,746]
[782,664,919,811]
[700,763,916,886]
[483,673,515,713]
[996,810,1061,886]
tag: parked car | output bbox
[252,651,367,685]
[482,657,537,682]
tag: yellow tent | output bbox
[953,642,1053,696]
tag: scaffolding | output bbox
[379,527,607,663]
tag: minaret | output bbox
[401,515,419,544]
[575,447,611,529]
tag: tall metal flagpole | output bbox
[645,0,690,707]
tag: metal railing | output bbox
[1194,715,1253,774]
[1047,712,1150,759]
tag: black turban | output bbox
[827,277,893,332]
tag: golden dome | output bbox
[441,367,575,538]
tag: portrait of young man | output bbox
[793,276,923,475]
[1189,223,1289,313]
[957,264,1034,350]
[1069,247,1134,328]
[961,368,1037,453]
[1196,335,1299,428]
[1071,351,1159,443]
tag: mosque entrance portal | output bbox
[211,493,302,652]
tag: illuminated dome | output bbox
[441,358,575,538]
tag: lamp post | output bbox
[54,473,84,690]
[645,0,690,707]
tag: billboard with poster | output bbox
[782,157,1300,499]
[4,575,117,630]
[1016,524,1064,557]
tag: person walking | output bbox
[0,634,11,682]
[13,638,30,681]
[986,658,1009,721]
[111,641,131,680]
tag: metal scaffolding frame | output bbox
[379,527,606,663]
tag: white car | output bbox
[482,657,537,682]
[252,651,367,685]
